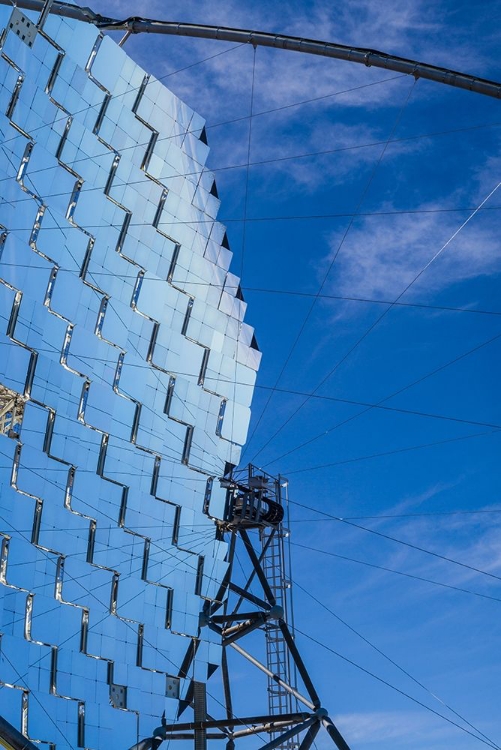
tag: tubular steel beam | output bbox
[221,648,233,722]
[222,614,267,645]
[210,610,266,625]
[0,0,500,99]
[298,721,321,750]
[278,619,321,709]
[161,734,227,741]
[322,716,352,750]
[228,581,270,611]
[257,716,319,750]
[230,642,316,711]
[193,681,207,750]
[128,741,157,750]
[0,0,104,22]
[0,715,39,750]
[231,719,309,739]
[77,22,501,100]
[160,712,310,732]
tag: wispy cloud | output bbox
[90,0,501,210]
[331,709,454,746]
[318,165,501,303]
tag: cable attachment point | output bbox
[268,604,284,620]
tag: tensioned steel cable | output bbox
[289,498,501,582]
[240,43,257,281]
[284,428,500,475]
[0,74,414,183]
[294,580,499,747]
[0,37,247,154]
[18,162,217,460]
[3,427,497,487]
[293,626,500,750]
[0,456,210,576]
[3,268,501,317]
[293,507,501,521]
[1,335,500,440]
[0,650,76,747]
[5,503,501,533]
[1,426,496,481]
[229,44,257,449]
[242,76,419,462]
[239,285,501,316]
[0,515,227,697]
[291,541,501,604]
[252,384,501,430]
[251,179,501,466]
[0,71,409,184]
[263,328,501,469]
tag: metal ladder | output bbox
[261,515,297,749]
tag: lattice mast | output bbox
[127,463,351,750]
[251,468,298,747]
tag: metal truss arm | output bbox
[1,0,500,99]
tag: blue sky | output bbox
[90,1,501,747]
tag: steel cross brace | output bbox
[204,600,284,647]
[131,712,318,748]
[235,527,351,750]
[159,712,311,732]
[131,518,352,750]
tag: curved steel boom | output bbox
[1,0,500,99]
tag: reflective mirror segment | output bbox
[0,7,261,747]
